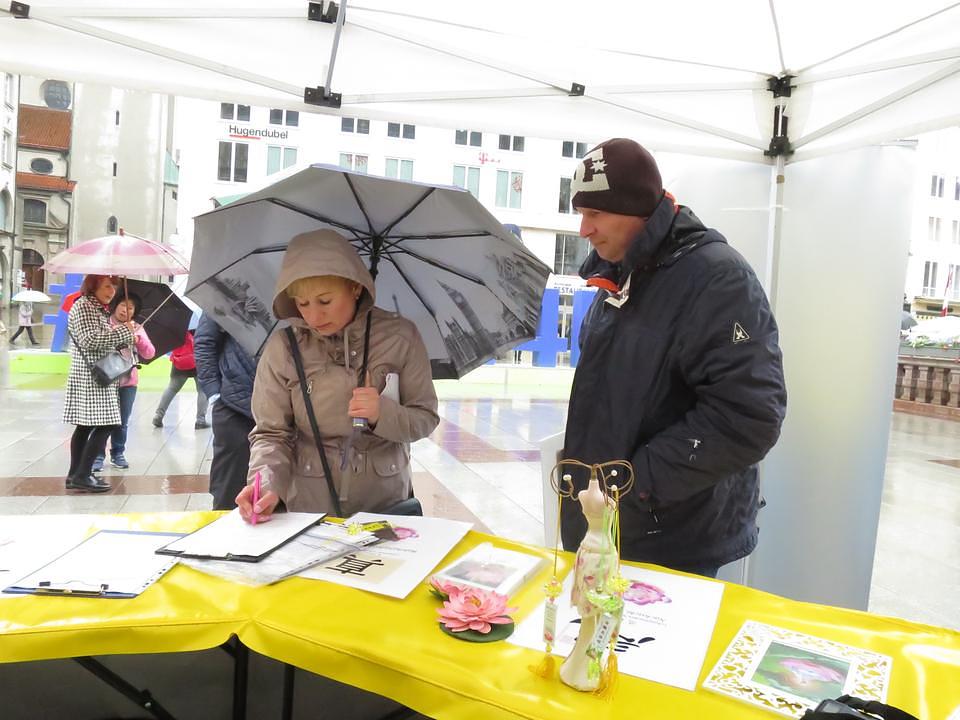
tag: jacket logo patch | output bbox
[571,147,610,194]
[732,322,750,343]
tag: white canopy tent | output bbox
[3,0,957,610]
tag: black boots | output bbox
[66,474,111,493]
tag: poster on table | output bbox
[299,513,472,599]
[509,565,724,691]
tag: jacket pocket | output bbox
[370,444,406,477]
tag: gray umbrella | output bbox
[901,311,918,331]
[186,164,551,379]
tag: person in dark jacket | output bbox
[194,314,258,510]
[560,138,787,578]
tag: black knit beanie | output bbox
[571,138,663,217]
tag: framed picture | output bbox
[702,621,892,717]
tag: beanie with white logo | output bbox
[571,138,663,217]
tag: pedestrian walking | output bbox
[9,300,39,346]
[63,275,135,493]
[92,293,156,472]
[153,330,210,429]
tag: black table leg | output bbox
[74,656,178,720]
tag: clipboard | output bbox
[155,509,326,563]
[3,529,184,599]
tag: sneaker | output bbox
[92,456,104,473]
[195,420,210,429]
[152,415,163,428]
[110,454,129,469]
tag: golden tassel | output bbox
[529,650,557,679]
[594,648,619,699]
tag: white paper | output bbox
[299,513,472,599]
[158,509,325,560]
[5,530,182,597]
[509,565,724,691]
[432,542,544,597]
[181,521,382,586]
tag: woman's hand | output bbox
[236,483,280,523]
[349,386,381,426]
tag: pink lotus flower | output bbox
[428,576,463,600]
[437,586,517,634]
[624,581,671,606]
[780,658,846,685]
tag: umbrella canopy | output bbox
[187,165,551,379]
[900,310,918,331]
[12,290,52,303]
[117,279,193,362]
[43,230,190,276]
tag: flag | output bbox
[943,266,955,316]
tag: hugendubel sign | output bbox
[227,125,289,140]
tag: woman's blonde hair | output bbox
[286,275,359,299]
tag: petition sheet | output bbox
[299,513,472,598]
[509,565,724,691]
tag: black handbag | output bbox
[285,327,422,518]
[69,330,136,387]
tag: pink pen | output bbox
[251,470,261,525]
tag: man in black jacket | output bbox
[561,138,787,577]
[194,314,258,510]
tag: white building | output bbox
[905,127,960,317]
[174,99,605,347]
[0,71,16,307]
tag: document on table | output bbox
[156,508,326,562]
[3,529,184,599]
[509,564,724,691]
[181,521,383,586]
[299,513,472,599]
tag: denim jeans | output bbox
[109,385,138,456]
[155,368,208,422]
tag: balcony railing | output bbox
[895,349,960,420]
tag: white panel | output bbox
[748,145,915,609]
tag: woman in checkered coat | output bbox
[63,275,135,493]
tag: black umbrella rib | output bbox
[380,187,436,238]
[267,198,367,239]
[344,175,377,239]
[391,248,486,285]
[382,254,447,340]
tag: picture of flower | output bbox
[437,585,517,634]
[442,558,512,590]
[751,642,850,702]
[624,581,671,606]
[392,526,419,540]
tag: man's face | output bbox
[576,207,647,263]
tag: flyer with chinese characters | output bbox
[509,565,724,690]
[299,513,472,599]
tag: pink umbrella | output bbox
[43,229,189,276]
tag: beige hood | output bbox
[272,229,376,322]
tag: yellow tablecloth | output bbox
[1,512,958,720]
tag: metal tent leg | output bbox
[74,656,177,720]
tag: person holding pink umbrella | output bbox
[63,275,136,493]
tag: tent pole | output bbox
[323,0,348,100]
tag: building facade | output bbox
[905,127,960,318]
[1,71,17,314]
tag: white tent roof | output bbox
[3,0,959,162]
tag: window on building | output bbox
[269,109,298,126]
[112,162,118,177]
[499,134,525,152]
[923,261,938,296]
[385,158,414,181]
[955,177,960,201]
[221,103,250,121]
[555,233,588,275]
[928,216,942,242]
[931,174,945,198]
[455,130,482,147]
[341,117,369,134]
[286,110,299,127]
[339,153,369,173]
[0,192,8,231]
[561,141,589,158]
[953,220,960,245]
[218,141,249,182]
[267,146,298,175]
[107,216,118,234]
[3,73,12,106]
[115,110,120,126]
[558,177,573,213]
[452,165,480,198]
[949,265,960,300]
[388,122,415,139]
[1,131,12,167]
[495,170,523,209]
[29,157,52,174]
[23,199,47,225]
